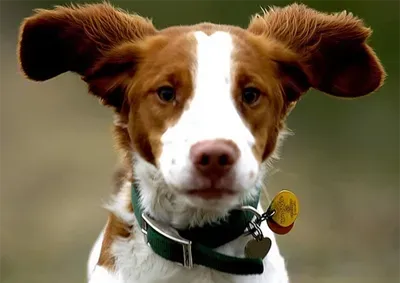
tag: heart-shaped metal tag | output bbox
[244,237,272,259]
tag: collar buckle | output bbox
[141,213,193,269]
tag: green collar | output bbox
[131,184,265,275]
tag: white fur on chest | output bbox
[88,203,289,283]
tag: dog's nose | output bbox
[190,140,239,176]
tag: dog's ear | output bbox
[17,2,157,109]
[247,4,386,101]
[82,43,141,111]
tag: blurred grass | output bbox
[1,1,399,283]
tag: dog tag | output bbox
[267,190,299,234]
[267,220,294,235]
[245,237,272,259]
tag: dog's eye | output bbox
[242,87,261,106]
[157,86,176,103]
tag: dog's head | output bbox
[18,3,385,224]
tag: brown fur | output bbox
[97,213,132,270]
[17,2,386,272]
[231,33,292,162]
[248,4,386,98]
[124,34,197,165]
[17,2,156,86]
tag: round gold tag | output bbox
[268,190,299,228]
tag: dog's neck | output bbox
[109,121,281,230]
[130,154,263,230]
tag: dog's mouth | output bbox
[186,188,237,200]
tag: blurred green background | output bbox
[0,1,398,283]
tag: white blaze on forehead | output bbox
[161,31,255,145]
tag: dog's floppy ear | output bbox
[82,42,141,111]
[17,2,157,109]
[248,4,386,100]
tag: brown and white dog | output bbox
[17,2,385,283]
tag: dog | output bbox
[17,2,385,283]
